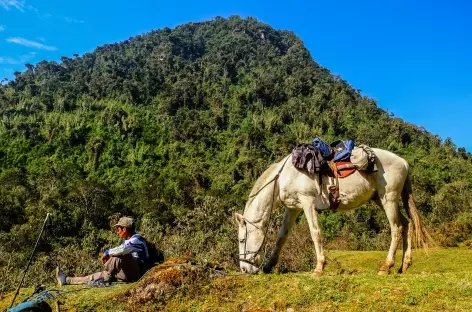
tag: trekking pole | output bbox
[9,213,52,309]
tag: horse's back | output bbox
[372,148,409,170]
[371,148,409,194]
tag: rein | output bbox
[238,156,290,272]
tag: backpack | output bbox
[331,140,355,162]
[312,137,332,158]
[141,239,164,273]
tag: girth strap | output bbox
[328,160,341,210]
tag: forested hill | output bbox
[1,16,471,287]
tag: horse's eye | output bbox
[239,238,245,243]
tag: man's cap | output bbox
[114,216,135,228]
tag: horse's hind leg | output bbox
[399,213,412,273]
[263,207,301,273]
[377,196,402,275]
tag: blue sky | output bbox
[1,0,471,151]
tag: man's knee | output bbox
[103,255,140,282]
[105,256,122,265]
[104,256,123,273]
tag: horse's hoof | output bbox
[377,270,389,276]
[312,270,323,277]
[262,265,273,274]
[400,261,412,274]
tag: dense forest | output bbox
[1,16,471,290]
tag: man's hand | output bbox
[101,253,110,265]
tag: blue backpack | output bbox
[331,140,355,162]
[312,137,332,158]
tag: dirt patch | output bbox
[124,257,223,308]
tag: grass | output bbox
[2,248,472,311]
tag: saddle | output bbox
[292,139,377,210]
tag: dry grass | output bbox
[124,257,218,311]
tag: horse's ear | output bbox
[233,213,245,227]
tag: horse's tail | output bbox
[402,174,434,249]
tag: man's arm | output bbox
[104,241,132,257]
[101,242,129,264]
[105,236,144,257]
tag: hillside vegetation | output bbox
[1,16,472,292]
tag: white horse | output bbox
[234,148,430,275]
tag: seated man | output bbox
[55,216,149,286]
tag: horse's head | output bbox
[234,212,264,273]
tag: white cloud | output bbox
[0,57,18,64]
[26,4,52,19]
[0,52,36,65]
[1,1,53,20]
[1,1,80,24]
[0,25,5,31]
[64,17,84,24]
[7,37,57,51]
[0,0,25,12]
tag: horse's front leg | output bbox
[300,195,325,276]
[264,207,301,273]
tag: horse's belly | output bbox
[337,172,375,210]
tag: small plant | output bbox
[403,296,417,306]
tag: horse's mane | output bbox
[246,157,287,209]
[249,163,278,196]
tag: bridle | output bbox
[238,156,290,273]
[238,217,265,268]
